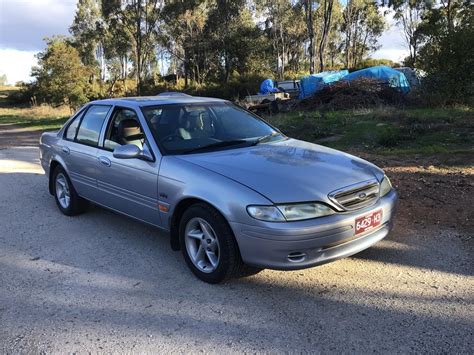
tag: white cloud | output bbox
[0,0,76,84]
[0,0,76,51]
[0,49,37,84]
[371,48,410,63]
[371,7,409,63]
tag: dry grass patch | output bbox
[0,105,71,130]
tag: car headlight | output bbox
[380,176,393,197]
[247,206,285,222]
[247,203,335,222]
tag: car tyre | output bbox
[52,166,88,216]
[179,203,261,283]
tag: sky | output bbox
[0,0,409,85]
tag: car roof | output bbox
[89,93,228,107]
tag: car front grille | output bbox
[329,179,380,211]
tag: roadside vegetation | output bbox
[5,0,471,110]
[267,106,473,155]
[0,87,69,131]
[1,1,472,155]
[1,86,471,156]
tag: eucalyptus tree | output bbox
[416,1,473,103]
[161,0,210,86]
[342,0,386,69]
[302,0,316,73]
[318,0,335,71]
[101,0,132,86]
[257,0,306,77]
[389,0,437,67]
[302,0,344,73]
[205,0,264,82]
[104,0,163,94]
[70,0,105,81]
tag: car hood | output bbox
[177,139,384,204]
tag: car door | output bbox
[94,106,161,226]
[60,104,112,200]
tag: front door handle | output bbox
[98,156,111,167]
[61,146,70,154]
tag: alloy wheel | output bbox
[55,173,71,209]
[184,217,220,273]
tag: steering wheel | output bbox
[161,133,184,142]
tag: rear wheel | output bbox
[179,203,261,283]
[52,166,87,216]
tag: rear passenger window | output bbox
[65,115,81,140]
[76,105,111,146]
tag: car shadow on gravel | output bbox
[352,227,473,277]
[1,250,472,353]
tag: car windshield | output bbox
[142,102,284,155]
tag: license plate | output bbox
[355,210,382,235]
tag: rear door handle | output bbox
[61,146,70,154]
[98,156,111,167]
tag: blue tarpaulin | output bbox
[299,70,349,99]
[259,79,279,95]
[344,65,410,93]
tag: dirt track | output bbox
[0,123,44,148]
[0,125,472,353]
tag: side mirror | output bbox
[113,144,141,159]
[113,144,154,161]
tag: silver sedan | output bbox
[39,94,397,283]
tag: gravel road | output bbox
[0,145,472,353]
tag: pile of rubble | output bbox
[299,78,406,110]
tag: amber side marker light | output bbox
[158,204,169,212]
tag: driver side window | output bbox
[104,108,145,151]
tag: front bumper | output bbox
[230,189,397,270]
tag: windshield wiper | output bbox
[251,132,282,146]
[182,139,249,154]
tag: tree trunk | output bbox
[224,54,231,83]
[304,0,315,74]
[184,66,188,87]
[184,51,189,88]
[280,22,285,79]
[318,0,334,72]
[343,0,352,69]
[352,12,360,68]
[135,0,143,96]
[446,0,453,33]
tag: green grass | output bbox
[266,107,473,155]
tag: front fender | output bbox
[158,156,273,249]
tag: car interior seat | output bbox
[177,111,209,140]
[117,118,144,149]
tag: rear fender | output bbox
[47,151,71,195]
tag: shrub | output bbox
[376,127,404,147]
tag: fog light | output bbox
[287,252,306,263]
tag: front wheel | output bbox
[179,203,261,283]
